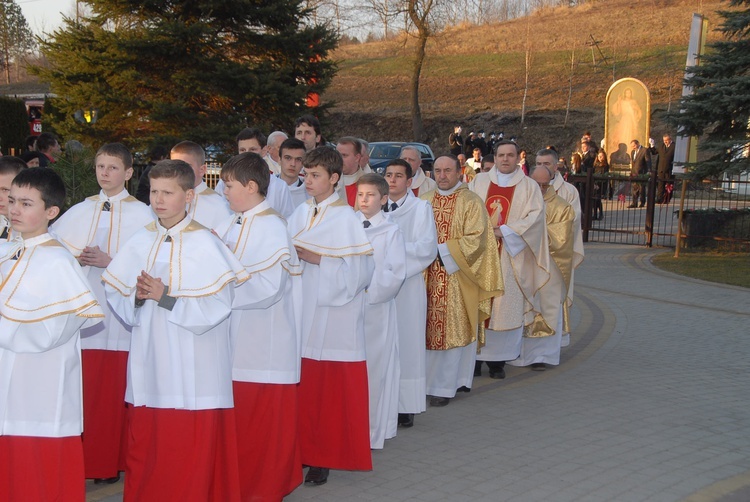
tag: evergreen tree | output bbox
[669,0,750,179]
[33,0,338,153]
[0,0,36,84]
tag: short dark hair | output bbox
[303,147,342,187]
[12,167,65,210]
[148,145,170,162]
[96,143,133,169]
[149,159,195,192]
[0,156,28,176]
[358,173,389,197]
[36,132,59,153]
[24,135,37,151]
[279,138,306,158]
[236,127,267,147]
[482,154,494,165]
[295,114,321,136]
[385,158,412,179]
[443,154,462,171]
[19,151,48,168]
[493,140,520,155]
[220,153,270,197]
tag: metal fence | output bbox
[570,170,750,251]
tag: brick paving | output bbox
[87,243,750,501]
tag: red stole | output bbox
[425,191,459,350]
[345,183,358,207]
[411,188,419,197]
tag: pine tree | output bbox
[0,0,36,84]
[669,0,750,179]
[33,0,338,152]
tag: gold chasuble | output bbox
[421,185,503,350]
[526,188,576,338]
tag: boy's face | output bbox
[280,148,305,180]
[295,123,320,152]
[170,152,204,188]
[150,177,194,228]
[237,138,266,156]
[222,177,256,213]
[357,184,387,219]
[0,172,17,217]
[384,165,412,200]
[304,164,337,203]
[96,154,133,197]
[8,184,59,239]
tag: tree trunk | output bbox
[411,32,427,142]
[564,48,575,128]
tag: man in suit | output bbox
[628,139,651,208]
[649,134,676,203]
[449,126,464,156]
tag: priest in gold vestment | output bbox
[511,164,576,367]
[420,156,503,407]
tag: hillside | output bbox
[322,0,727,157]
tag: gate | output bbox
[569,170,750,249]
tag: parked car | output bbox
[368,142,435,175]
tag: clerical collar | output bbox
[360,210,385,227]
[157,214,191,237]
[389,192,409,207]
[195,181,209,193]
[495,169,517,187]
[437,180,462,196]
[99,188,129,202]
[312,191,339,212]
[237,199,270,223]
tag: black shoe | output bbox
[489,368,506,379]
[530,363,546,371]
[398,413,414,428]
[93,475,121,485]
[627,204,637,208]
[639,202,645,208]
[304,466,329,486]
[429,396,450,407]
[474,360,483,377]
[457,386,471,393]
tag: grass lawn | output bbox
[651,252,750,288]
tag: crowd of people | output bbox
[0,115,593,502]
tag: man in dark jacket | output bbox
[628,139,651,208]
[648,134,676,203]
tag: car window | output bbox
[370,145,402,159]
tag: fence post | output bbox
[583,168,594,242]
[645,170,657,247]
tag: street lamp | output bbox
[74,108,98,124]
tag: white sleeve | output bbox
[317,254,374,307]
[0,313,87,353]
[268,177,295,219]
[403,205,438,279]
[437,242,460,275]
[367,230,406,305]
[232,264,287,310]
[500,224,527,257]
[104,283,141,328]
[168,286,234,335]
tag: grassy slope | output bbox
[652,252,750,288]
[322,0,726,156]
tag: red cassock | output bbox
[0,435,85,501]
[297,359,372,471]
[124,406,241,502]
[81,349,129,478]
[233,382,302,501]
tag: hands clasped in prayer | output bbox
[136,270,165,301]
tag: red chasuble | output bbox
[411,188,419,197]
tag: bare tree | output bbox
[0,0,36,84]
[407,0,437,141]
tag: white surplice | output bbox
[287,192,374,362]
[0,234,104,437]
[284,176,309,209]
[386,193,437,414]
[51,189,154,351]
[360,211,406,449]
[102,216,249,410]
[221,201,302,384]
[411,168,437,197]
[217,175,295,219]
